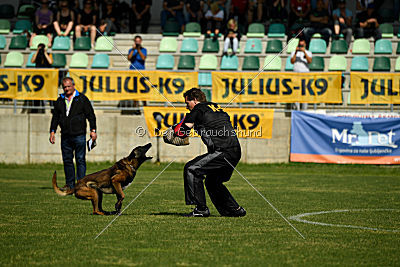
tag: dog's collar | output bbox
[128,164,136,173]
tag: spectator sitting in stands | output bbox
[25,43,53,114]
[53,0,75,37]
[128,35,147,70]
[266,0,288,22]
[311,0,331,14]
[186,0,204,23]
[123,35,147,115]
[205,2,224,40]
[31,0,54,48]
[304,0,331,48]
[229,0,250,29]
[288,0,311,37]
[290,37,312,111]
[223,19,240,56]
[75,0,97,48]
[355,3,382,41]
[31,43,53,68]
[161,0,186,33]
[99,0,119,35]
[129,0,152,33]
[332,0,353,46]
[248,0,265,23]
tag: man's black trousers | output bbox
[183,147,241,215]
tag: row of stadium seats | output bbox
[155,54,400,72]
[2,51,109,68]
[160,37,400,55]
[0,4,35,19]
[0,35,113,51]
[164,21,399,39]
[2,50,399,71]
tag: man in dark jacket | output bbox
[49,77,97,190]
[173,88,246,217]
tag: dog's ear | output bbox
[128,148,137,160]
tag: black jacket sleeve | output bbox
[83,95,96,131]
[50,98,61,133]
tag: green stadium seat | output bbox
[263,55,281,71]
[0,35,6,49]
[328,55,347,71]
[247,23,265,38]
[178,55,195,69]
[352,39,370,54]
[52,36,70,51]
[13,19,32,34]
[0,4,15,19]
[350,56,369,71]
[330,40,348,54]
[0,19,10,34]
[268,23,285,38]
[374,39,392,54]
[309,39,326,54]
[198,72,212,86]
[309,56,325,71]
[395,57,400,72]
[373,57,390,71]
[74,36,91,50]
[69,52,88,68]
[163,20,180,36]
[9,35,27,49]
[180,38,198,52]
[286,38,299,54]
[285,56,294,71]
[159,37,178,52]
[52,53,66,68]
[242,56,260,70]
[244,39,262,53]
[202,39,219,53]
[26,52,35,67]
[156,54,175,69]
[397,43,400,54]
[220,55,239,70]
[17,5,35,19]
[91,54,109,68]
[30,35,49,49]
[183,22,201,37]
[4,52,24,67]
[379,23,394,38]
[265,39,283,53]
[95,36,113,51]
[199,54,218,70]
[312,33,322,38]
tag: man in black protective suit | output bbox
[172,88,246,217]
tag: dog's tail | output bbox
[52,171,74,196]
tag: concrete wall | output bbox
[0,113,290,164]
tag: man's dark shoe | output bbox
[223,207,246,217]
[184,207,210,217]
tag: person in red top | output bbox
[289,0,311,27]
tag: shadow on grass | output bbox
[39,187,53,190]
[150,212,220,217]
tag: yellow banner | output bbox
[68,69,198,101]
[212,72,342,103]
[350,72,400,104]
[0,68,58,100]
[143,106,274,139]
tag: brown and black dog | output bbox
[52,143,152,215]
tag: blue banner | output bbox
[290,111,400,164]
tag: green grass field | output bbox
[1,162,399,266]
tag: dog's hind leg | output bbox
[75,187,105,215]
